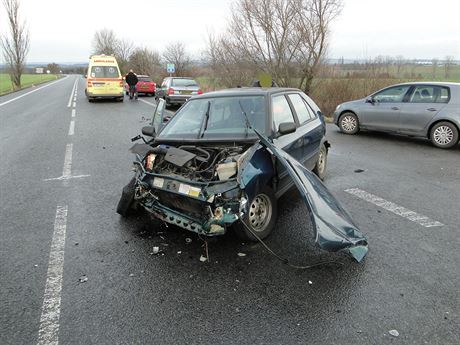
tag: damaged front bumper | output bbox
[133,160,243,236]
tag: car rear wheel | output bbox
[234,186,277,241]
[339,112,359,134]
[430,121,459,149]
[313,143,328,180]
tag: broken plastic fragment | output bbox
[185,238,192,244]
[308,280,312,285]
[78,275,88,283]
[199,255,207,262]
[389,330,399,337]
[152,246,160,254]
[237,252,247,257]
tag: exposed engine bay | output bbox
[142,144,248,182]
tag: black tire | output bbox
[88,98,94,103]
[429,121,459,149]
[234,186,277,241]
[338,112,359,135]
[164,97,171,109]
[116,178,136,217]
[118,97,124,102]
[313,143,328,180]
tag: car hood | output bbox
[338,98,365,109]
[255,130,369,262]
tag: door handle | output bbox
[391,107,399,110]
[427,108,437,112]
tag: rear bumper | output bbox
[166,95,192,104]
[86,91,123,98]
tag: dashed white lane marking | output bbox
[71,109,76,118]
[345,188,444,227]
[67,78,78,108]
[139,98,155,106]
[72,101,76,108]
[68,121,75,136]
[62,143,73,178]
[0,76,68,107]
[37,205,68,345]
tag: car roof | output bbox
[392,81,460,87]
[193,87,302,98]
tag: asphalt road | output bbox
[1,76,459,345]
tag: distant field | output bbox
[0,74,61,95]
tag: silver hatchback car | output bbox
[333,82,460,149]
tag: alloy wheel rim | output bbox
[341,116,357,132]
[433,126,454,145]
[248,194,272,232]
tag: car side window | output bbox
[373,85,411,103]
[272,95,295,132]
[288,94,313,124]
[409,86,450,104]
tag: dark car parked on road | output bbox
[117,88,368,262]
[155,77,202,108]
[333,82,460,149]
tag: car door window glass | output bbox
[272,95,295,131]
[373,85,410,103]
[409,85,450,103]
[288,94,313,124]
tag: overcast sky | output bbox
[1,0,459,63]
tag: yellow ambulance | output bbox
[85,55,124,102]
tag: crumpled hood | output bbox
[255,130,369,262]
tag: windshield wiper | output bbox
[238,101,253,138]
[198,101,211,138]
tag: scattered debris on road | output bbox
[78,275,88,283]
[354,169,365,173]
[308,280,313,285]
[199,255,208,262]
[237,252,247,257]
[389,329,399,337]
[152,246,160,255]
[185,238,192,244]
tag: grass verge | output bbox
[0,74,62,95]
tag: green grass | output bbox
[0,73,61,95]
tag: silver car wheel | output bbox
[317,148,326,175]
[433,126,454,145]
[341,115,357,132]
[248,194,272,232]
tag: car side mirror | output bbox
[278,122,296,135]
[366,97,375,104]
[142,126,156,137]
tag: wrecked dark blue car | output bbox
[117,88,368,262]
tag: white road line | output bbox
[37,205,68,345]
[67,78,77,108]
[68,121,75,136]
[139,98,156,106]
[72,101,76,108]
[0,76,68,108]
[62,144,73,178]
[71,109,76,118]
[345,188,444,227]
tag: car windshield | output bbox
[158,96,266,140]
[90,66,119,78]
[171,79,198,87]
[139,77,152,82]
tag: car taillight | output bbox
[168,88,175,95]
[119,81,123,87]
[146,154,156,170]
[87,81,92,87]
[197,89,203,95]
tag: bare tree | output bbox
[92,28,118,55]
[162,42,192,76]
[431,58,438,79]
[444,56,454,79]
[206,0,342,93]
[116,38,134,74]
[395,55,405,75]
[0,0,30,89]
[129,47,162,80]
